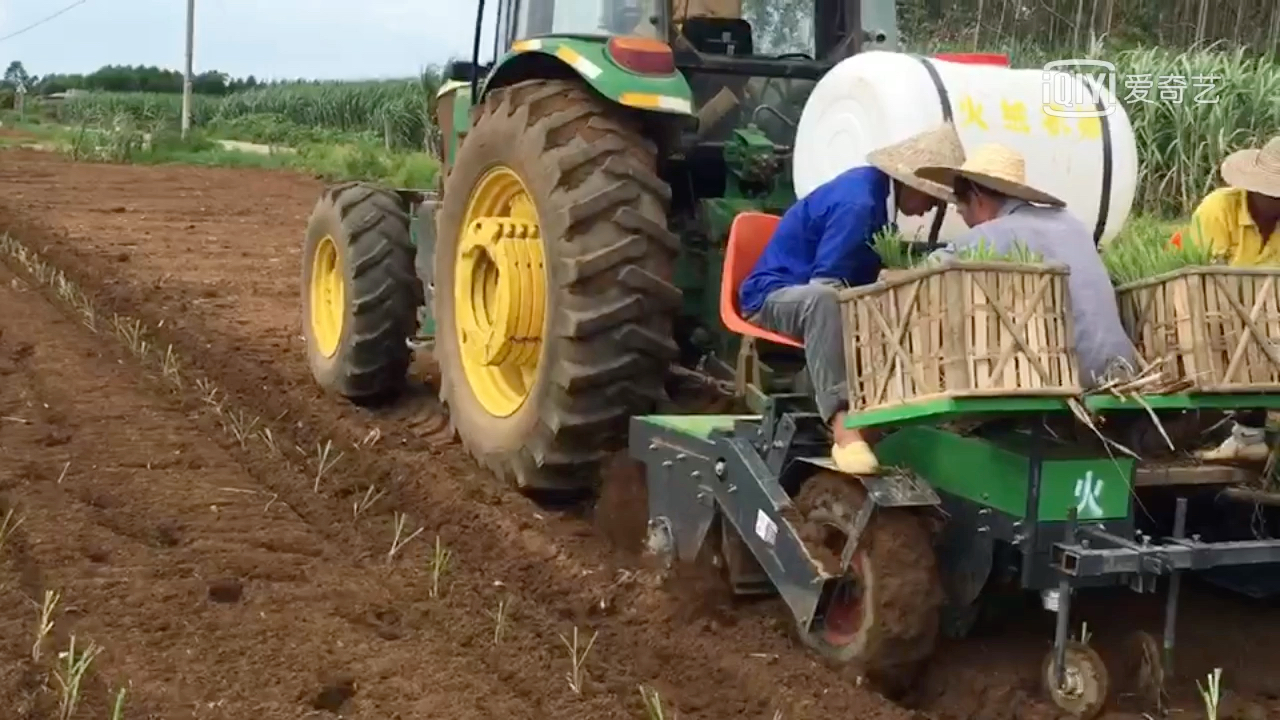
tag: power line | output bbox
[0,0,92,44]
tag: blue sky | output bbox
[0,0,492,80]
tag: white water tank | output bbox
[792,50,1138,246]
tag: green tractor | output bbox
[302,0,894,489]
[300,1,1280,716]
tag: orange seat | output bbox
[719,212,803,349]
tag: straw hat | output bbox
[915,143,1066,207]
[1221,136,1280,198]
[866,123,966,203]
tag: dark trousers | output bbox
[750,281,848,423]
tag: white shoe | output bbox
[1196,432,1270,463]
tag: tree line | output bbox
[2,62,264,96]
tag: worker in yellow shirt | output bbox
[1186,136,1280,462]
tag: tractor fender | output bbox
[481,37,695,120]
[434,81,472,176]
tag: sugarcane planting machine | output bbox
[297,1,1280,716]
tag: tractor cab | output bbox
[447,0,895,163]
[666,0,893,148]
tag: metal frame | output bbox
[629,400,1280,691]
[950,418,1280,689]
[629,399,938,638]
[1048,496,1280,680]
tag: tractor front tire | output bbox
[435,79,681,491]
[302,182,418,403]
[794,471,944,686]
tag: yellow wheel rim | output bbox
[309,235,345,358]
[454,166,547,418]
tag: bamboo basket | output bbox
[1116,266,1280,391]
[840,262,1081,413]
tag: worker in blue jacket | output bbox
[739,123,966,475]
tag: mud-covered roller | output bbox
[792,50,1137,246]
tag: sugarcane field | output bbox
[3,1,1280,719]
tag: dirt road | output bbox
[0,148,1276,719]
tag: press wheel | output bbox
[1041,640,1109,718]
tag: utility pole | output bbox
[181,0,195,138]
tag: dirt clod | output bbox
[207,578,244,604]
[311,673,356,713]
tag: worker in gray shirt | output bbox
[916,144,1138,386]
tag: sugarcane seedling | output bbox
[161,344,181,386]
[386,512,423,563]
[313,440,343,492]
[259,427,280,456]
[0,507,24,550]
[428,535,451,598]
[80,303,98,332]
[560,626,598,695]
[352,485,386,520]
[639,684,672,720]
[225,410,259,447]
[110,686,128,720]
[486,596,509,645]
[33,589,60,662]
[1197,668,1223,720]
[53,634,102,720]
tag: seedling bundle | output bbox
[1104,221,1280,391]
[844,232,1079,413]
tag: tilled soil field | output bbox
[1,147,1277,719]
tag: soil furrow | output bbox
[0,149,922,720]
[0,262,614,719]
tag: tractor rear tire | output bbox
[434,78,680,491]
[794,471,944,686]
[302,182,418,403]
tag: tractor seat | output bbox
[720,212,803,349]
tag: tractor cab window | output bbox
[671,0,816,59]
[740,0,816,57]
[517,0,665,40]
